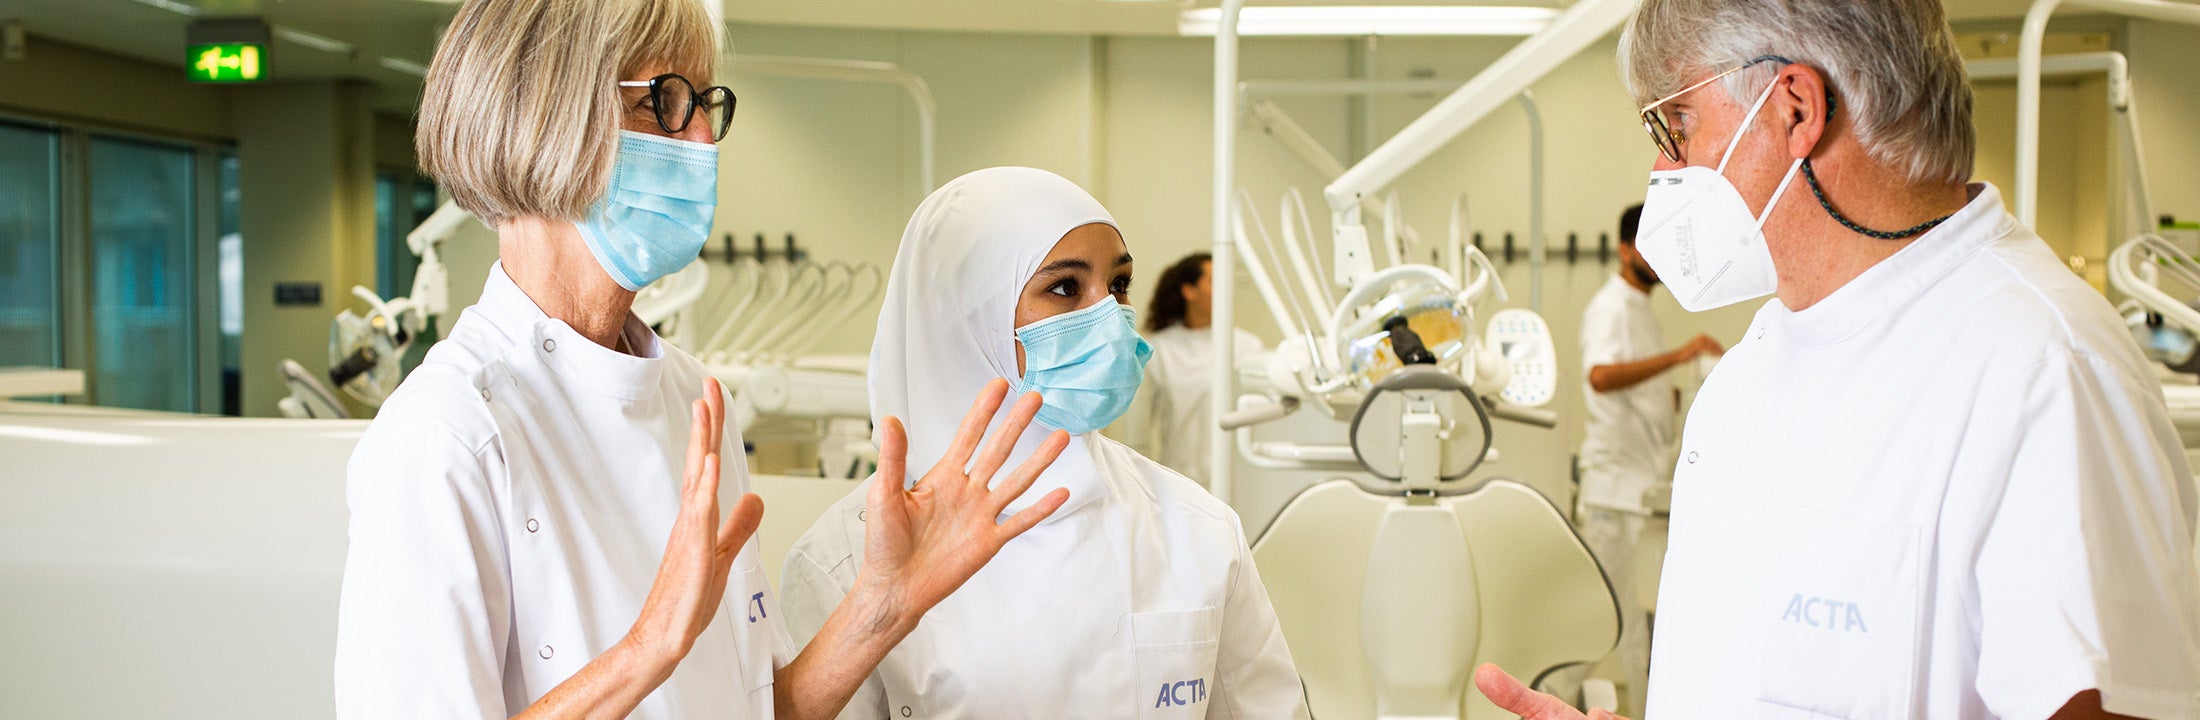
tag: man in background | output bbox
[1573,203,1723,714]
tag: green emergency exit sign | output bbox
[187,43,264,82]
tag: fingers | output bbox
[876,415,908,491]
[994,487,1069,542]
[693,449,723,511]
[939,379,1011,474]
[702,377,726,456]
[718,490,764,554]
[989,428,1069,513]
[866,418,913,532]
[683,399,709,493]
[967,391,1044,485]
[1474,663,1580,719]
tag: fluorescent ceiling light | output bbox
[378,56,429,77]
[127,0,203,17]
[1180,6,1557,36]
[274,25,355,56]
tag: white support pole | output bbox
[1233,193,1312,340]
[2017,0,2200,228]
[1519,92,1545,313]
[2017,0,2067,230]
[1212,0,1246,504]
[1246,97,1429,253]
[1248,98,1351,178]
[1240,79,1462,98]
[1970,51,2154,238]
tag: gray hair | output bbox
[1618,0,1974,186]
[417,0,719,227]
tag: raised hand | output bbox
[626,377,765,664]
[514,378,764,719]
[1475,663,1629,720]
[856,378,1072,620]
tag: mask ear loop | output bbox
[1751,161,1806,233]
[1715,66,1807,232]
[1714,68,1784,177]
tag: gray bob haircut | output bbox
[416,0,718,227]
[1618,0,1975,186]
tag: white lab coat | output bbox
[1647,184,2200,719]
[780,167,1305,719]
[781,439,1304,719]
[1572,272,1675,714]
[1138,323,1265,486]
[1577,273,1678,514]
[335,263,792,718]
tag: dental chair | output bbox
[1252,366,1620,720]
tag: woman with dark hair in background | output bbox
[1132,252,1265,488]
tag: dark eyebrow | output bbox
[1036,254,1134,277]
[1035,259,1091,276]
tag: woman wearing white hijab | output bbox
[781,167,1306,718]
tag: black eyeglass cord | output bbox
[1801,160,1954,240]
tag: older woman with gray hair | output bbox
[332,0,1073,718]
[1477,1,2200,719]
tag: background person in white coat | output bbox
[1571,203,1723,715]
[781,167,1307,719]
[335,2,1071,717]
[1478,0,2200,718]
[1129,252,1266,487]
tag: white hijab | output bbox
[871,167,1120,518]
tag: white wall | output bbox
[2129,19,2200,228]
[233,81,383,418]
[711,25,1099,358]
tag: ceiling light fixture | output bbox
[377,56,429,77]
[126,0,203,17]
[273,25,354,57]
[1180,6,1557,36]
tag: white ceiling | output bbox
[0,0,2137,115]
[727,0,2065,36]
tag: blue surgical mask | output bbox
[576,130,718,291]
[1015,299,1153,434]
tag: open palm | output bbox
[857,378,1071,616]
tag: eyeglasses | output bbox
[617,73,737,142]
[1638,55,1789,164]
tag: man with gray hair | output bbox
[1477,1,2200,718]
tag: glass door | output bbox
[87,136,196,412]
[0,122,61,371]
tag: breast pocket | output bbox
[729,567,778,694]
[1132,607,1220,720]
[1754,508,1923,719]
